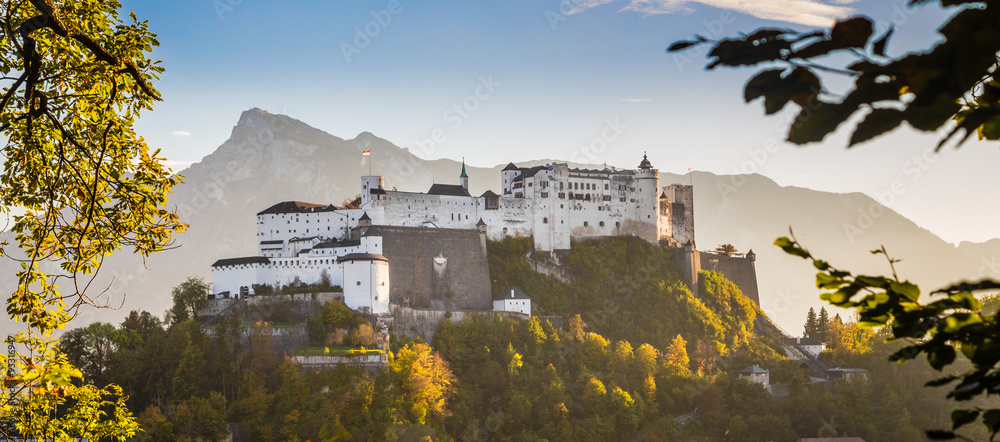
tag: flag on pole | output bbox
[687,167,692,172]
[362,150,371,156]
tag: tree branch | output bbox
[23,0,160,101]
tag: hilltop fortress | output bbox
[211,154,704,313]
[357,153,695,251]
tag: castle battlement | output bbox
[210,154,694,309]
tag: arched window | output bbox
[600,221,605,227]
[584,221,589,227]
[543,217,548,224]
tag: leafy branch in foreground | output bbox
[0,0,186,438]
[775,232,1000,439]
[669,1,1000,149]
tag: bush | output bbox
[321,301,365,330]
[326,328,348,346]
[306,301,367,345]
[347,324,378,347]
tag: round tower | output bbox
[634,152,660,244]
[341,252,390,315]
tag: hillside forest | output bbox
[55,237,992,440]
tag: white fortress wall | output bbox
[212,153,687,310]
[211,260,271,296]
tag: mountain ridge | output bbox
[2,108,996,334]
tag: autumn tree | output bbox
[0,0,183,438]
[341,194,362,209]
[389,343,457,425]
[663,334,690,376]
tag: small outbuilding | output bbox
[738,364,770,389]
[785,337,826,359]
[494,287,531,316]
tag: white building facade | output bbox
[211,154,694,313]
[784,337,826,360]
[361,155,695,252]
[493,288,531,316]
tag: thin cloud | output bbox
[171,130,191,137]
[622,98,652,103]
[163,159,196,169]
[566,0,857,27]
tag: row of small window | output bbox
[540,218,617,228]
[264,227,332,234]
[270,259,337,267]
[545,181,614,191]
[390,196,471,206]
[546,192,615,202]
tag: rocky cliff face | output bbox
[1,108,995,333]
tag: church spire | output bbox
[460,157,469,190]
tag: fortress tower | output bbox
[342,229,390,314]
[460,159,469,190]
[631,152,662,244]
[361,175,384,206]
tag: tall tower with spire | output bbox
[460,158,469,190]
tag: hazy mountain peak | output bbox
[233,107,273,133]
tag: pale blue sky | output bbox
[123,0,999,244]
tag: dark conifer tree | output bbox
[818,307,830,342]
[804,307,818,338]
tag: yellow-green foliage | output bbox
[488,236,756,355]
[433,314,675,439]
[389,343,456,425]
[307,301,368,345]
[698,270,759,350]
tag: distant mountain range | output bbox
[3,108,997,334]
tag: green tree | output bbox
[0,0,183,435]
[169,277,210,324]
[817,307,831,342]
[58,322,119,386]
[171,393,228,441]
[120,310,163,340]
[0,0,180,435]
[319,269,333,290]
[714,243,738,256]
[136,406,174,442]
[671,1,1000,437]
[804,307,818,339]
